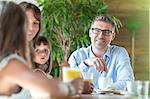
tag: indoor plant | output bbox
[36,0,122,77]
[36,0,107,63]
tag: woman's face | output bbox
[33,43,50,64]
[26,9,40,42]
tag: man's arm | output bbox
[68,51,89,72]
[112,48,134,90]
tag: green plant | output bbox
[36,0,122,64]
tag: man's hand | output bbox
[84,57,107,72]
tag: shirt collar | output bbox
[89,45,111,59]
[104,44,111,59]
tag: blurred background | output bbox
[104,0,149,80]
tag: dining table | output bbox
[50,93,138,99]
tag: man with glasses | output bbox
[68,15,134,90]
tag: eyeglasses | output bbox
[90,28,114,36]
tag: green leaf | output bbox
[36,0,113,63]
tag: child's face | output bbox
[33,43,50,64]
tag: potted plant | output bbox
[36,0,122,77]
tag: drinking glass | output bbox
[82,72,93,83]
[127,81,139,96]
[138,81,149,99]
[127,80,149,98]
[98,77,113,90]
[62,67,81,82]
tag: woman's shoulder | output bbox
[0,53,27,70]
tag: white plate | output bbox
[93,89,126,95]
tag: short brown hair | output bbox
[91,15,115,32]
[33,36,50,48]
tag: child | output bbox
[33,36,52,78]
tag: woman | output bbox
[19,2,41,68]
[19,1,41,42]
[19,1,92,95]
[0,1,83,98]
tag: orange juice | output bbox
[82,72,93,84]
[84,79,92,83]
[63,67,81,82]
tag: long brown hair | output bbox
[19,2,41,67]
[19,2,41,41]
[0,1,27,59]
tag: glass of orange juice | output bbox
[62,67,82,82]
[82,72,93,84]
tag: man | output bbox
[68,15,134,90]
